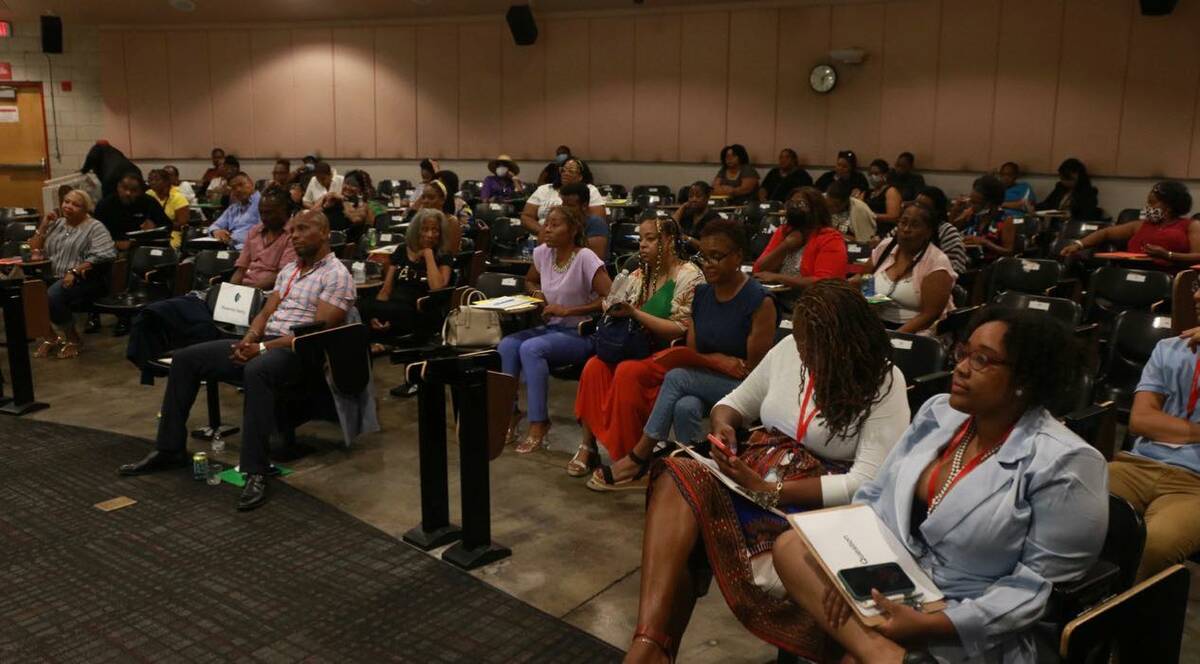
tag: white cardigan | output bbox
[715,336,910,506]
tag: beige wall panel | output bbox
[633,14,682,162]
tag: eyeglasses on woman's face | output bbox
[953,344,1010,372]
[698,249,734,264]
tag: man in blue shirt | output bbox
[1110,284,1200,580]
[209,172,261,250]
[997,161,1036,219]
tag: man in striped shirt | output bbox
[118,210,356,512]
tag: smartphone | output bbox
[837,563,915,602]
[706,433,734,457]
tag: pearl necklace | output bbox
[551,249,577,273]
[927,421,1002,513]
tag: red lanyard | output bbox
[279,261,316,302]
[795,379,819,442]
[1188,355,1200,420]
[925,418,1015,507]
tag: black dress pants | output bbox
[155,339,302,474]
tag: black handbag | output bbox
[593,314,652,364]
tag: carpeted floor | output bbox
[0,418,622,663]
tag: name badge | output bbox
[1126,273,1146,283]
[1028,300,1050,311]
[890,338,913,350]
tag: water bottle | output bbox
[367,227,378,250]
[605,270,631,309]
[211,430,225,455]
[521,238,535,259]
[861,273,876,299]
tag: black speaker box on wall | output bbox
[1140,0,1178,16]
[41,16,63,54]
[506,5,538,46]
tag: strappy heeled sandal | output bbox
[505,411,525,447]
[631,625,674,663]
[515,424,546,454]
[586,449,651,492]
[34,337,63,358]
[56,341,81,359]
[566,444,598,477]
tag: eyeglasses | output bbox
[837,150,856,160]
[953,344,1010,372]
[698,250,734,264]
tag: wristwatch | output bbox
[258,342,268,356]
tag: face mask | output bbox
[1142,206,1167,224]
[785,210,807,226]
[495,166,509,177]
[868,174,883,188]
[555,153,569,164]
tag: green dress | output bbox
[639,279,676,319]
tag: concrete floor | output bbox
[4,326,1199,663]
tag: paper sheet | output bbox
[673,443,786,518]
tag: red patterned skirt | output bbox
[650,429,852,659]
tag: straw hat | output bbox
[487,154,520,176]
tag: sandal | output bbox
[33,337,63,358]
[514,432,545,454]
[631,625,674,663]
[505,410,525,447]
[566,444,598,477]
[587,449,652,492]
[56,341,81,359]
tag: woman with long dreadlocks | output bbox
[622,280,910,662]
[572,213,704,475]
[855,202,956,336]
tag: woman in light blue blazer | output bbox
[773,308,1109,663]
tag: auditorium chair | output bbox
[377,179,412,199]
[631,184,672,201]
[611,223,640,255]
[987,257,1073,300]
[459,179,483,206]
[487,217,528,260]
[886,331,952,415]
[1170,269,1197,332]
[190,249,240,289]
[1059,564,1188,664]
[1094,310,1176,423]
[473,202,514,227]
[748,227,773,261]
[1083,266,1172,337]
[597,184,627,200]
[740,201,782,230]
[1115,208,1141,224]
[4,219,39,243]
[93,246,183,318]
[1049,219,1113,258]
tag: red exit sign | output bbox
[0,63,12,81]
[0,21,11,38]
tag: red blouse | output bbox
[1128,217,1193,268]
[753,225,848,278]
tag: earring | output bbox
[1015,388,1025,397]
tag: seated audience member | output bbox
[358,208,453,343]
[481,154,524,202]
[319,169,377,245]
[916,186,968,275]
[80,140,142,200]
[502,206,612,453]
[814,149,870,194]
[857,203,956,335]
[209,172,262,250]
[93,172,171,250]
[826,180,877,242]
[753,187,849,309]
[199,147,225,193]
[890,151,926,201]
[1111,286,1200,580]
[772,309,1106,664]
[146,168,190,248]
[125,188,296,384]
[117,210,357,512]
[573,216,704,460]
[1037,157,1100,220]
[864,159,902,224]
[522,158,606,235]
[1061,180,1200,270]
[759,148,812,203]
[269,159,291,190]
[303,161,344,209]
[623,280,909,661]
[27,190,117,359]
[955,174,1015,259]
[538,145,574,186]
[586,219,776,486]
[411,158,438,204]
[711,144,760,206]
[674,181,722,251]
[435,169,473,225]
[205,155,239,203]
[560,181,610,259]
[998,161,1036,218]
[163,165,197,206]
[288,180,306,213]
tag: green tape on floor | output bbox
[217,466,293,487]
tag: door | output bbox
[0,84,49,212]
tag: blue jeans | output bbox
[498,325,594,422]
[644,367,741,444]
[47,277,104,326]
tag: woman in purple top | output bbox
[500,206,613,451]
[480,154,524,203]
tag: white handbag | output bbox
[441,289,502,347]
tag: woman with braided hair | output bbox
[571,213,704,474]
[623,280,910,662]
[855,202,956,336]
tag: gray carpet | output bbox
[0,417,622,663]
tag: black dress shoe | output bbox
[389,382,419,398]
[237,474,269,511]
[112,318,130,337]
[84,313,101,334]
[118,450,190,476]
